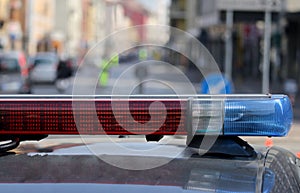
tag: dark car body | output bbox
[0,51,31,94]
[0,139,299,193]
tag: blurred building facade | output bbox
[32,0,55,54]
[53,0,83,57]
[0,0,11,50]
[0,0,27,51]
[168,0,200,71]
[0,0,168,59]
[169,0,300,87]
[169,0,198,31]
[196,0,288,83]
[0,0,55,54]
[285,0,300,82]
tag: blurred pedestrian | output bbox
[55,57,73,93]
[138,48,148,61]
[98,54,119,87]
[56,58,72,80]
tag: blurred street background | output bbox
[0,0,300,154]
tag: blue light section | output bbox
[223,95,293,136]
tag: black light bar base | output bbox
[187,135,257,158]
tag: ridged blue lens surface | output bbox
[223,95,293,136]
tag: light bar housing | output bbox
[192,95,293,136]
[0,95,293,137]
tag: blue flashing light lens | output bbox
[223,95,293,136]
[193,95,293,137]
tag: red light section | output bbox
[0,100,187,135]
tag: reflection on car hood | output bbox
[0,142,267,192]
[28,142,192,158]
[0,183,200,193]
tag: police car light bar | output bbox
[0,95,293,137]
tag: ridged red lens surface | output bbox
[0,99,187,135]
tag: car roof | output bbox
[0,140,266,192]
[34,52,57,57]
[0,51,24,58]
[33,52,58,60]
[1,135,299,192]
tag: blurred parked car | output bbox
[29,52,59,83]
[0,51,31,94]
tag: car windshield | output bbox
[34,58,55,66]
[0,57,20,73]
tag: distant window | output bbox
[34,59,55,66]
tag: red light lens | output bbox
[0,99,187,135]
